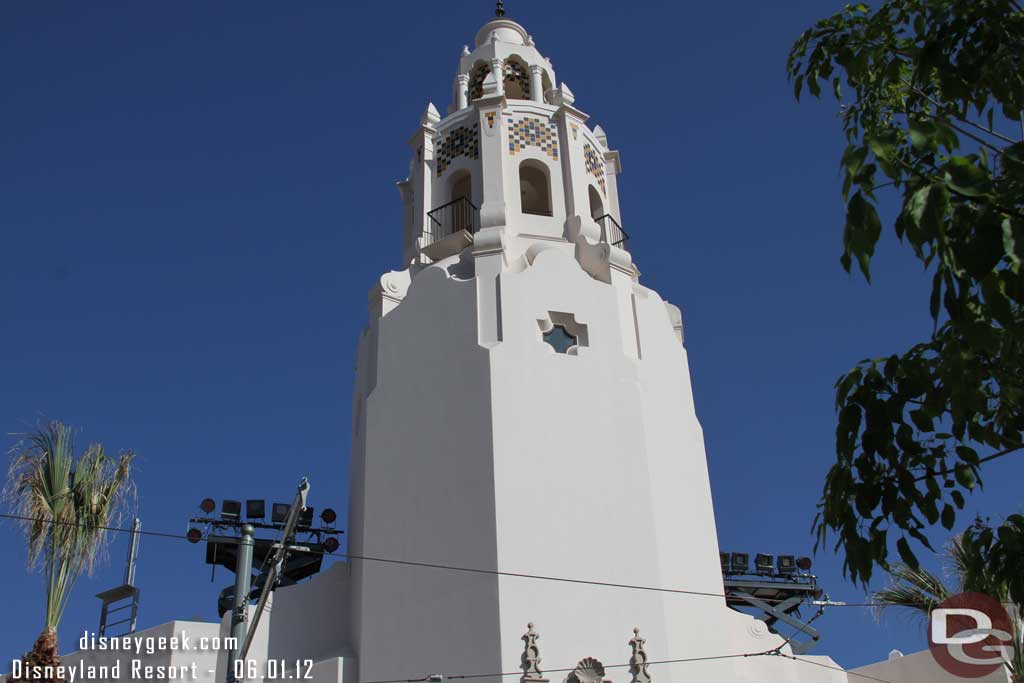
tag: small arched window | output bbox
[519,161,552,216]
[447,170,474,233]
[588,185,605,220]
[450,171,472,203]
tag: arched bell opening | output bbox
[588,185,605,220]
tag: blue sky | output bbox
[2,0,1022,672]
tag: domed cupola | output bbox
[396,0,630,287]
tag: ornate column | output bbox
[455,73,470,110]
[490,58,505,97]
[408,103,440,263]
[529,64,544,103]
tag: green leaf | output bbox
[941,504,956,530]
[951,490,965,509]
[908,119,937,152]
[955,446,979,464]
[954,464,976,490]
[866,134,897,165]
[845,192,882,281]
[1003,219,1020,272]
[897,537,919,569]
[929,270,942,322]
[910,409,933,432]
[944,157,991,198]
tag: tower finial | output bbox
[496,0,505,17]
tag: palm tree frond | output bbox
[3,420,135,631]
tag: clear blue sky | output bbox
[2,0,1022,672]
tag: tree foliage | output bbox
[788,0,1024,591]
[4,420,135,677]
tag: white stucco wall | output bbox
[852,649,1012,683]
[350,242,849,682]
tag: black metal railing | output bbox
[595,214,630,250]
[426,197,480,245]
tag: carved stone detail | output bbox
[629,628,652,683]
[521,623,549,683]
[563,658,609,683]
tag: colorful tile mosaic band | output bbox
[507,115,559,160]
[437,124,480,176]
[584,142,606,194]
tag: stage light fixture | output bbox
[730,552,749,574]
[272,503,290,524]
[200,498,216,514]
[720,552,731,573]
[321,508,337,525]
[754,553,774,575]
[298,507,314,527]
[777,555,797,575]
[246,499,265,519]
[324,537,340,553]
[221,500,241,520]
[187,528,202,544]
[797,557,813,571]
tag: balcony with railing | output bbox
[595,214,629,251]
[422,197,480,261]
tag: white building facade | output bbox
[346,8,847,683]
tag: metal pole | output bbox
[226,524,255,683]
[237,478,309,666]
[125,518,140,586]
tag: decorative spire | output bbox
[628,627,652,683]
[521,623,549,683]
[496,0,506,17]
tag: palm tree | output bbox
[3,421,135,682]
[872,533,1023,681]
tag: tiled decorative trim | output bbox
[583,142,606,194]
[437,124,480,176]
[508,115,559,160]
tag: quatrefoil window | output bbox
[537,312,588,356]
[543,325,577,354]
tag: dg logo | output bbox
[928,592,1018,678]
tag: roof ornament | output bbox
[521,623,549,683]
[628,627,652,683]
[496,0,506,17]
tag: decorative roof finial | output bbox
[629,627,652,683]
[521,623,549,683]
[496,0,506,17]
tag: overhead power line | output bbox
[0,512,1000,611]
[361,648,900,683]
[779,652,895,683]
[364,650,781,683]
[0,513,907,683]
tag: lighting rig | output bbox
[186,495,344,617]
[718,551,827,654]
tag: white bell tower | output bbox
[346,6,846,682]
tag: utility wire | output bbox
[0,512,1009,610]
[776,651,895,683]
[362,650,778,683]
[2,510,901,680]
[362,648,900,683]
